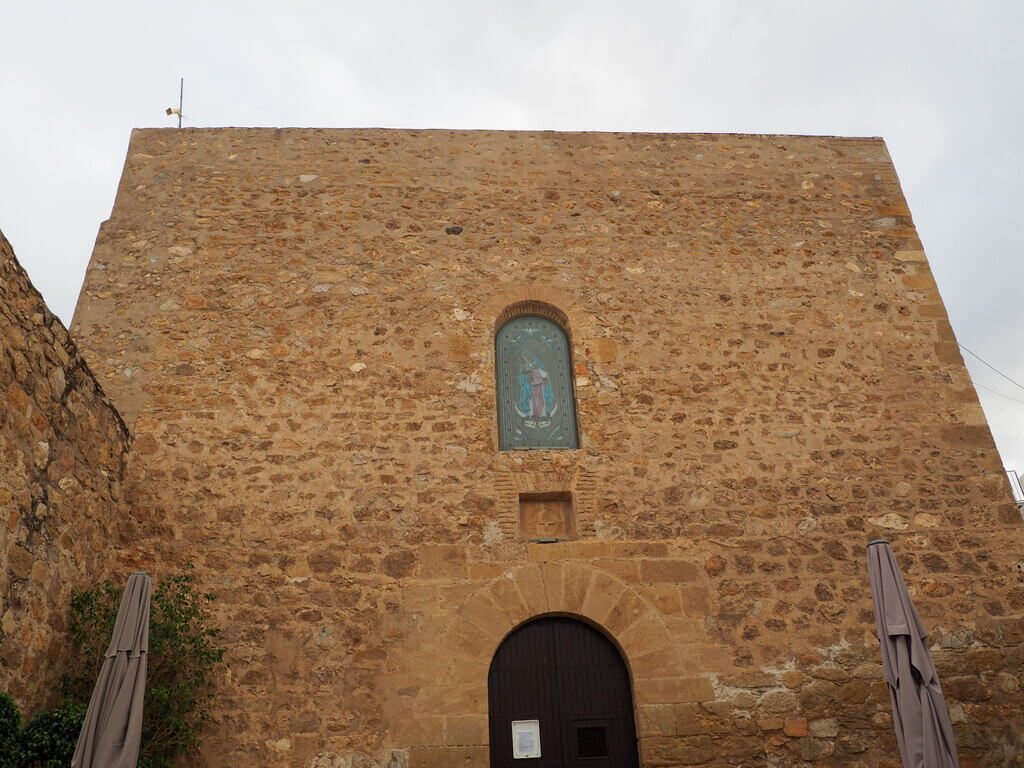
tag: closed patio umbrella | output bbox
[71,572,151,768]
[867,540,959,768]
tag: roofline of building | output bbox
[129,126,886,143]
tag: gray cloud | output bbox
[4,0,1024,469]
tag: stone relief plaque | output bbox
[519,493,574,541]
[496,315,579,450]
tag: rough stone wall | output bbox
[71,129,1024,768]
[0,230,130,709]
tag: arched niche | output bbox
[495,310,579,451]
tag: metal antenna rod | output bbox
[178,78,183,129]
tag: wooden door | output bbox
[488,617,639,768]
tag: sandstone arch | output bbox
[387,561,718,746]
[458,561,676,678]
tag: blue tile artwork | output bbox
[496,315,579,450]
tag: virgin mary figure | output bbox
[518,355,555,418]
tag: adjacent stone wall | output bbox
[71,129,1024,767]
[0,230,130,710]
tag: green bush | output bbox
[0,693,20,767]
[11,699,87,768]
[0,692,19,748]
[58,565,225,768]
[1,568,223,767]
[0,694,86,768]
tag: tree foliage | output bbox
[1,566,224,768]
[0,695,86,768]
[60,565,226,768]
[0,692,19,748]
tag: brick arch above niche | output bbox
[491,458,598,541]
[479,285,598,343]
[495,300,572,338]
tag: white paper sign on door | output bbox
[511,720,541,759]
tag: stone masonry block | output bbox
[512,567,548,616]
[639,559,700,584]
[538,561,565,612]
[636,703,675,737]
[603,588,649,636]
[418,545,469,580]
[616,611,671,654]
[680,585,710,617]
[630,645,691,679]
[592,557,640,582]
[900,273,937,290]
[461,595,510,640]
[526,541,572,562]
[640,735,714,766]
[673,702,706,736]
[415,682,487,718]
[389,715,444,749]
[934,342,962,365]
[663,617,711,645]
[409,746,488,768]
[895,249,927,261]
[640,585,684,616]
[8,545,34,580]
[444,714,487,746]
[637,676,715,704]
[560,565,593,614]
[580,572,626,624]
[487,576,530,628]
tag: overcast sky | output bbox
[4,0,1024,472]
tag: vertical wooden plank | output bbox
[488,618,638,768]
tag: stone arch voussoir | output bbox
[456,562,676,683]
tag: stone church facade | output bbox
[4,129,1024,767]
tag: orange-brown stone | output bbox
[1,128,1019,767]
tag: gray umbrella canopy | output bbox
[71,572,151,768]
[867,540,959,768]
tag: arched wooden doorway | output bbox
[488,617,639,768]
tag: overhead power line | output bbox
[972,381,1024,406]
[958,343,1024,395]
